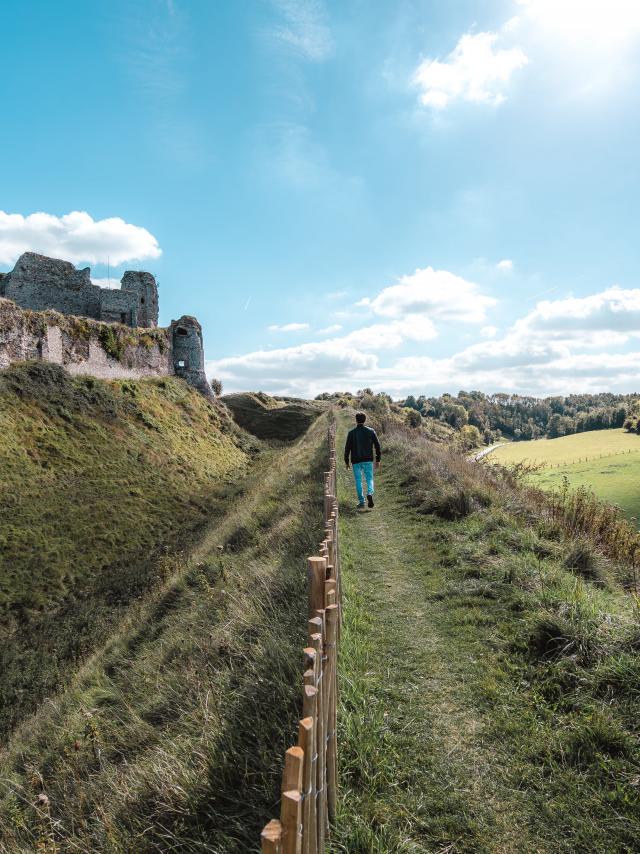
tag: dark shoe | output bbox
[356,502,365,510]
[367,494,374,508]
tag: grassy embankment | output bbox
[0,361,254,739]
[332,413,639,853]
[0,385,329,852]
[492,429,640,523]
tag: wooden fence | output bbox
[261,421,341,853]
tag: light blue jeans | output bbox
[352,461,374,504]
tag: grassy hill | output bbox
[2,392,639,852]
[491,429,640,523]
[0,362,252,739]
[220,391,326,440]
[0,402,329,853]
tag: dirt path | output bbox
[331,426,539,853]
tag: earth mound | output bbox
[221,391,325,440]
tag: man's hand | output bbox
[375,460,381,470]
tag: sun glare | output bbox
[519,0,640,47]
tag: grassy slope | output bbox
[332,414,640,853]
[492,430,640,522]
[221,392,326,441]
[0,409,329,853]
[0,362,250,739]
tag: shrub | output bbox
[528,612,596,664]
[418,485,472,520]
[563,542,606,584]
[528,615,583,661]
[404,408,422,428]
[99,324,125,361]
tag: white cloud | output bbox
[269,0,333,61]
[336,316,437,350]
[268,322,310,332]
[207,339,376,397]
[413,31,528,109]
[318,324,343,335]
[377,345,640,398]
[208,282,640,399]
[0,211,162,267]
[497,259,513,271]
[364,267,496,324]
[514,286,640,344]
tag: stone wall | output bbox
[0,252,212,396]
[0,298,189,386]
[0,252,159,328]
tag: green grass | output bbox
[492,428,640,467]
[0,362,251,739]
[332,414,640,853]
[0,408,330,853]
[491,429,640,523]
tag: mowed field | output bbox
[491,428,640,523]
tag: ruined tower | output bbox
[119,271,159,327]
[171,316,211,397]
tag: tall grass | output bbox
[0,362,253,740]
[379,415,640,592]
[0,412,330,853]
[335,413,640,850]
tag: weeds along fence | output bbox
[543,449,637,468]
[261,420,341,853]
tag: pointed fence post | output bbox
[258,420,340,853]
[262,820,283,853]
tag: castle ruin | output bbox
[0,252,159,328]
[0,252,211,396]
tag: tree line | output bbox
[399,391,640,444]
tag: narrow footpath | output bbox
[330,419,600,854]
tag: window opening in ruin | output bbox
[120,312,127,324]
[176,327,188,336]
[177,360,186,367]
[141,297,145,304]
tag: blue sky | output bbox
[1,0,640,398]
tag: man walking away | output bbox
[344,412,382,509]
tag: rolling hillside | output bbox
[0,362,252,739]
[491,429,640,523]
[0,396,329,853]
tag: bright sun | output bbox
[518,0,640,47]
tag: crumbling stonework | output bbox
[0,298,171,380]
[0,253,212,396]
[171,316,210,396]
[0,252,159,328]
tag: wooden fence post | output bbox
[298,716,316,854]
[259,420,340,853]
[307,557,327,617]
[325,603,339,821]
[281,746,304,854]
[262,819,283,853]
[302,687,318,854]
[281,791,303,854]
[309,629,326,851]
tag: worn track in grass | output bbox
[331,415,639,853]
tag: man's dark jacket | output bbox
[344,424,382,465]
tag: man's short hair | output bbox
[355,412,366,424]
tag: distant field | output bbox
[491,429,640,523]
